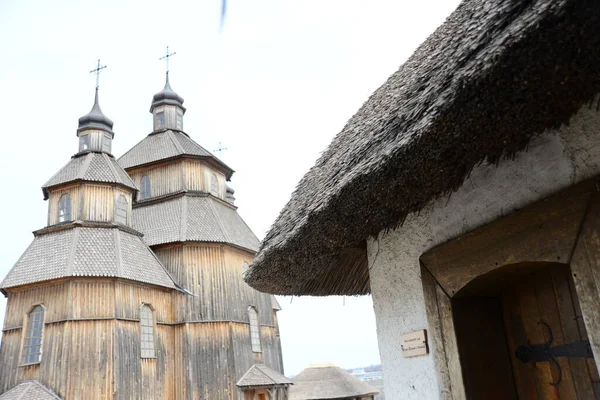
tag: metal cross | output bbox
[214,142,228,157]
[159,46,177,73]
[90,59,107,89]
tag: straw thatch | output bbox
[289,364,378,400]
[245,0,600,296]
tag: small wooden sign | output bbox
[400,329,428,358]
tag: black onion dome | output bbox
[150,72,185,112]
[78,89,114,135]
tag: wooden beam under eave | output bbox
[421,179,596,297]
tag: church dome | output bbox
[78,89,114,134]
[150,72,185,112]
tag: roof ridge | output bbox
[180,195,188,241]
[167,130,186,154]
[207,197,229,243]
[114,229,124,277]
[77,152,94,180]
[103,152,123,184]
[65,227,80,276]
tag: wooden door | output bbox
[502,265,600,399]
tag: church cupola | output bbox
[151,48,186,132]
[77,60,114,154]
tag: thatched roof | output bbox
[245,0,600,296]
[289,364,378,400]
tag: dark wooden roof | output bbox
[246,0,600,295]
[0,381,61,400]
[236,364,293,388]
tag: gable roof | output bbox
[42,152,137,199]
[237,364,292,388]
[245,0,600,296]
[0,380,62,400]
[132,194,260,252]
[118,130,234,179]
[289,364,377,400]
[0,225,177,291]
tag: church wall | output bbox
[367,96,600,399]
[230,323,283,380]
[47,185,81,226]
[154,244,273,325]
[113,320,175,400]
[129,160,185,201]
[46,184,133,226]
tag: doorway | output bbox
[453,263,600,399]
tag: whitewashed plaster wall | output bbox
[367,97,600,400]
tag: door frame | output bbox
[420,177,600,400]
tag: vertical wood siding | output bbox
[47,185,81,226]
[129,161,184,201]
[83,184,114,222]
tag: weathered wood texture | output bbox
[0,263,281,399]
[422,180,594,297]
[571,186,600,376]
[154,244,274,326]
[420,265,465,400]
[127,159,226,201]
[46,183,133,226]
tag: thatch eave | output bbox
[245,0,600,296]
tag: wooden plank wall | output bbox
[46,184,133,226]
[47,185,81,226]
[154,244,274,326]
[127,159,227,201]
[0,272,283,399]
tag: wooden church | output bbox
[0,67,285,399]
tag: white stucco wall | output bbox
[368,98,600,399]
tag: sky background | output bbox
[0,0,460,376]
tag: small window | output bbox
[22,305,44,365]
[80,134,89,151]
[102,134,111,153]
[242,261,249,275]
[248,306,261,353]
[140,304,156,359]
[155,112,165,130]
[210,173,219,197]
[140,176,151,200]
[58,193,71,223]
[115,194,128,225]
[176,111,183,130]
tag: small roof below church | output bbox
[42,152,137,199]
[1,225,177,291]
[0,380,62,400]
[237,364,292,388]
[118,130,233,179]
[289,364,378,400]
[132,194,259,252]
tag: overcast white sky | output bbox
[0,0,460,376]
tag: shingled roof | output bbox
[289,364,378,400]
[0,225,177,291]
[0,381,61,400]
[132,194,259,252]
[237,364,292,388]
[42,152,137,199]
[245,0,600,296]
[118,130,234,179]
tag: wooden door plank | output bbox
[551,265,596,399]
[421,265,453,400]
[436,284,466,400]
[568,273,600,400]
[502,286,540,400]
[422,179,594,296]
[518,276,559,400]
[535,268,578,398]
[570,186,600,376]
